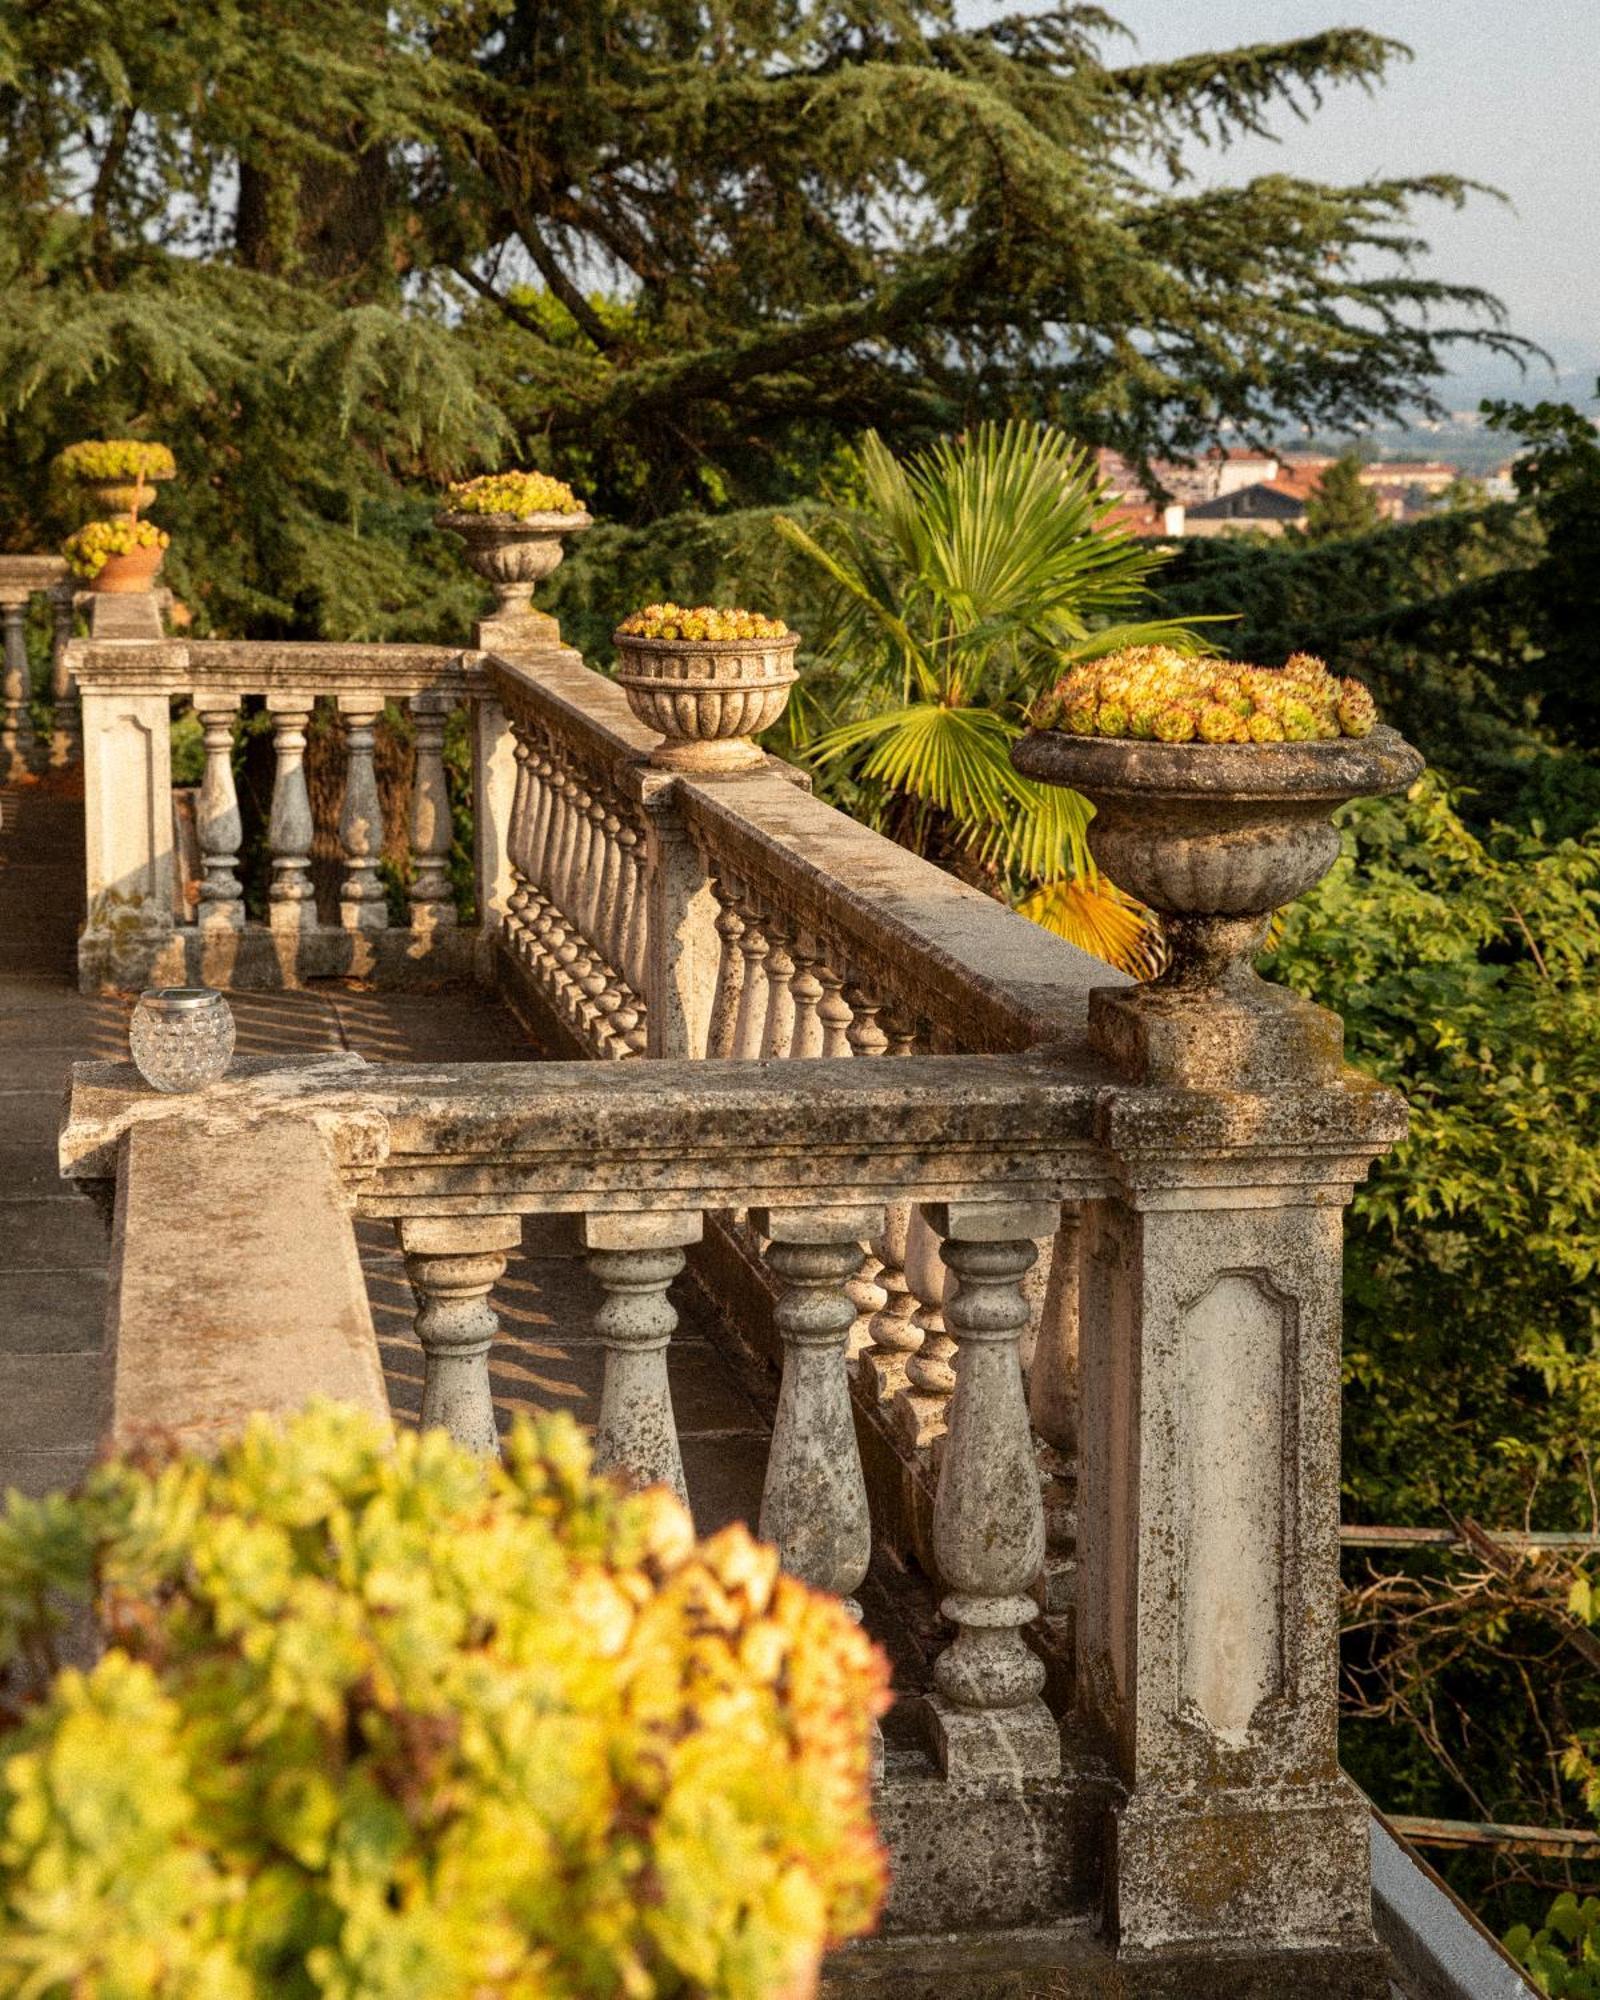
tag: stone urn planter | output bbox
[612,627,800,772]
[81,467,173,520]
[1011,725,1423,1084]
[53,440,176,522]
[434,508,592,619]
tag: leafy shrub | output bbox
[1507,1893,1600,1996]
[1266,778,1600,1524]
[0,1405,890,1998]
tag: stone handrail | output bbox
[64,598,497,991]
[62,1041,1406,1965]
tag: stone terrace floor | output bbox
[0,771,938,1700]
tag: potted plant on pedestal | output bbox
[63,517,171,594]
[52,438,177,521]
[613,603,800,771]
[1013,648,1424,1086]
[435,469,593,624]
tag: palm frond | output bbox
[814,701,1020,828]
[1018,876,1165,979]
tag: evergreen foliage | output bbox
[0,2,1526,636]
[1303,452,1381,543]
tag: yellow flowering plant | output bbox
[619,603,791,643]
[1027,645,1378,744]
[445,470,586,518]
[0,1404,890,1999]
[62,516,170,579]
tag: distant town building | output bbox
[1183,480,1310,537]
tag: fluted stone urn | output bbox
[1011,725,1423,1085]
[435,508,592,621]
[612,629,800,772]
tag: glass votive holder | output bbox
[128,988,236,1093]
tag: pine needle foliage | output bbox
[0,1,1529,636]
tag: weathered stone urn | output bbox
[612,629,800,772]
[1011,724,1423,1085]
[81,468,172,521]
[434,508,592,620]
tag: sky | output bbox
[1048,0,1599,407]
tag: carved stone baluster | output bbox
[50,585,78,767]
[896,1207,957,1451]
[817,964,854,1058]
[397,1215,521,1457]
[857,1199,920,1401]
[584,1211,702,1505]
[546,773,589,1016]
[730,890,771,1061]
[1,594,34,775]
[337,695,388,930]
[1030,1207,1082,1641]
[843,981,889,1060]
[608,819,645,1050]
[923,1200,1061,1781]
[761,916,798,1058]
[586,800,628,1050]
[883,1007,919,1059]
[408,692,456,934]
[755,1205,880,1618]
[525,750,563,973]
[266,696,316,928]
[788,933,825,1058]
[706,880,746,1060]
[194,696,244,930]
[503,732,537,960]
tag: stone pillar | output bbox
[78,677,177,990]
[1,595,34,775]
[923,1198,1061,1783]
[194,697,244,930]
[1075,1099,1401,1984]
[266,695,315,931]
[408,691,457,934]
[472,688,517,939]
[641,780,720,1059]
[337,694,388,931]
[397,1214,520,1456]
[754,1203,880,1618]
[584,1209,702,1506]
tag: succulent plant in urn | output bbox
[1013,646,1424,1086]
[614,603,800,771]
[436,469,592,625]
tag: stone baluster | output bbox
[408,692,456,934]
[50,585,78,767]
[843,981,889,1059]
[923,1200,1061,1782]
[337,695,388,930]
[608,819,646,1052]
[584,1211,702,1505]
[1029,1207,1081,1641]
[396,1215,521,1457]
[857,1200,920,1401]
[760,915,798,1058]
[754,1205,880,1618]
[266,696,315,928]
[545,772,588,1013]
[706,881,746,1060]
[787,934,827,1059]
[1,593,34,776]
[817,965,854,1058]
[896,1207,957,1451]
[193,696,244,930]
[884,1009,920,1058]
[503,732,537,960]
[730,889,771,1061]
[525,749,562,973]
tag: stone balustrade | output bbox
[58,589,1419,1994]
[64,593,512,990]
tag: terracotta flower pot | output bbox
[90,543,166,594]
[435,508,592,618]
[1011,725,1423,1085]
[612,630,800,772]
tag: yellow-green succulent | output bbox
[445,469,586,518]
[62,516,170,578]
[53,439,176,484]
[0,1404,890,1998]
[1027,646,1379,743]
[619,602,792,643]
